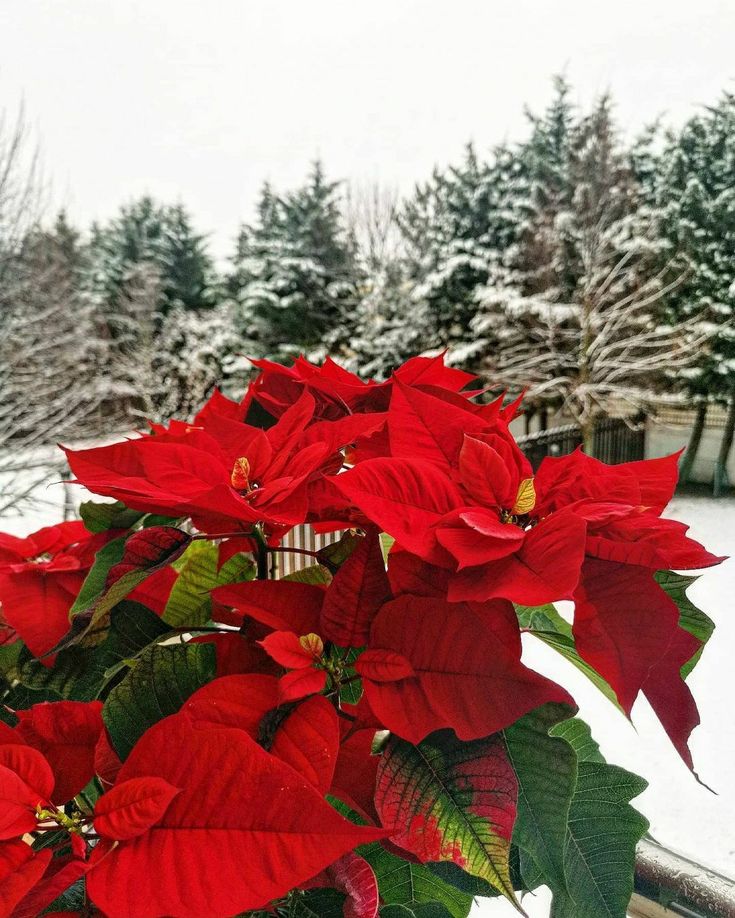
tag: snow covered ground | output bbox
[0,469,732,916]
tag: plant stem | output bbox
[252,527,270,580]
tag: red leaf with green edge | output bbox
[259,630,324,669]
[361,595,573,743]
[52,527,191,653]
[320,528,392,647]
[0,841,52,916]
[15,701,103,803]
[183,674,280,737]
[103,526,191,594]
[332,458,463,560]
[305,851,379,918]
[86,714,386,918]
[212,580,324,634]
[279,667,328,702]
[94,776,181,840]
[0,745,54,839]
[269,696,339,794]
[356,650,415,682]
[375,731,521,910]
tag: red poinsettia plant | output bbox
[0,354,724,918]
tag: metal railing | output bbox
[630,838,735,917]
[516,416,646,469]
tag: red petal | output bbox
[270,696,340,793]
[183,674,280,737]
[320,529,391,647]
[448,511,586,605]
[435,509,524,568]
[356,650,415,682]
[388,382,485,471]
[362,596,572,743]
[213,580,324,634]
[259,631,321,669]
[333,458,462,560]
[94,776,181,840]
[15,701,103,803]
[0,841,51,916]
[457,436,513,508]
[279,667,328,702]
[0,569,85,662]
[86,716,385,918]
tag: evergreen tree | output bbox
[472,87,698,449]
[655,94,735,491]
[84,196,216,316]
[229,163,362,361]
[400,143,524,356]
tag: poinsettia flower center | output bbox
[500,478,537,528]
[231,457,261,493]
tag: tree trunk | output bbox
[581,417,596,456]
[713,392,735,497]
[539,406,549,432]
[679,401,708,485]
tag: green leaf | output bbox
[380,532,396,562]
[375,732,519,906]
[317,531,362,570]
[381,906,455,918]
[69,536,127,615]
[362,844,473,918]
[286,889,346,916]
[655,571,715,678]
[329,645,363,704]
[103,641,215,759]
[57,527,191,654]
[80,499,145,533]
[16,601,170,701]
[515,604,621,710]
[163,541,255,628]
[0,642,22,677]
[426,861,498,898]
[551,760,648,918]
[503,704,578,895]
[283,563,333,586]
[549,718,604,764]
[41,877,86,914]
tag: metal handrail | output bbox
[630,838,735,917]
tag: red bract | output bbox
[0,743,53,839]
[249,353,478,419]
[533,449,725,765]
[356,595,573,743]
[87,714,384,918]
[0,522,112,660]
[14,701,103,803]
[65,392,336,535]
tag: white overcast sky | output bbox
[1,0,733,260]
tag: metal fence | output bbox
[516,416,646,470]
